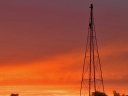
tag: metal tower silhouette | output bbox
[80,4,104,96]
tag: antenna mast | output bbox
[80,4,104,96]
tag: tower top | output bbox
[89,4,93,9]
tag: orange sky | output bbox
[0,0,128,96]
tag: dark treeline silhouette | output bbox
[91,91,128,96]
[113,90,128,96]
[9,91,128,96]
[92,91,107,96]
[10,93,19,96]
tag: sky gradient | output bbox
[0,0,128,96]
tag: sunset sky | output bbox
[0,0,128,96]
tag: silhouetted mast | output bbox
[80,4,104,96]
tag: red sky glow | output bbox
[0,0,128,96]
